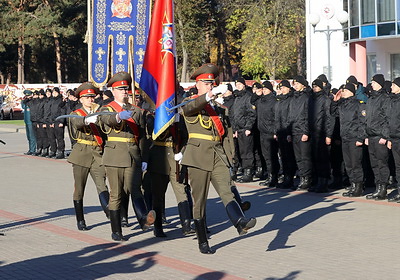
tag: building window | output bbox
[391,54,400,79]
[378,23,396,35]
[367,54,377,82]
[350,0,359,26]
[362,0,376,24]
[378,0,395,22]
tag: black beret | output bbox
[393,77,400,88]
[330,88,339,95]
[372,74,385,87]
[278,80,291,89]
[23,90,33,96]
[344,83,356,94]
[317,74,328,83]
[39,89,45,95]
[262,81,274,92]
[235,77,246,85]
[312,79,324,90]
[252,82,262,89]
[293,75,308,87]
[346,75,358,85]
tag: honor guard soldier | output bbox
[181,64,256,254]
[67,82,110,231]
[98,72,155,241]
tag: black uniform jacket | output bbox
[251,92,277,135]
[331,96,366,142]
[231,87,256,132]
[274,92,293,137]
[289,88,311,136]
[388,93,400,140]
[308,90,334,138]
[365,89,390,139]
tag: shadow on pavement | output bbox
[0,243,157,279]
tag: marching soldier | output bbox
[98,72,155,241]
[181,64,256,254]
[67,82,110,230]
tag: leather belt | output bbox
[108,136,137,143]
[77,139,98,146]
[153,141,173,147]
[189,133,220,142]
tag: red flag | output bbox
[139,0,176,139]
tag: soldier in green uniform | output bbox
[181,64,257,254]
[98,72,155,241]
[67,82,110,231]
[148,118,195,237]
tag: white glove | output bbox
[211,84,228,96]
[85,115,98,125]
[215,96,224,104]
[141,162,148,171]
[174,152,183,162]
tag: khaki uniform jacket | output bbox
[99,103,147,168]
[67,106,104,168]
[181,94,230,172]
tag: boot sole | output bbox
[142,210,156,231]
[238,218,257,236]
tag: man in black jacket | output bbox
[365,74,390,200]
[47,87,67,159]
[252,81,280,187]
[36,90,50,157]
[331,83,366,197]
[231,77,257,182]
[274,80,296,188]
[307,79,334,192]
[386,77,400,201]
[289,76,312,190]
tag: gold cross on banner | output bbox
[116,48,126,62]
[95,47,106,61]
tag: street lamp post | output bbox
[309,9,349,82]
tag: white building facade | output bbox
[306,0,400,88]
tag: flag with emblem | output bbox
[139,0,176,140]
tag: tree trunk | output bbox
[17,36,25,84]
[296,19,305,76]
[177,18,189,82]
[54,32,62,83]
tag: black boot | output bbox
[109,210,126,241]
[120,192,129,227]
[297,176,312,191]
[342,182,356,197]
[254,166,264,179]
[259,174,278,187]
[388,187,400,202]
[278,175,293,189]
[55,151,64,159]
[237,168,253,183]
[194,218,214,254]
[366,184,381,200]
[98,191,110,219]
[73,200,88,231]
[343,182,363,197]
[231,185,251,212]
[34,148,42,156]
[178,201,195,236]
[315,178,329,193]
[374,184,388,200]
[153,211,167,238]
[132,197,156,231]
[47,152,56,158]
[40,148,49,157]
[225,201,256,236]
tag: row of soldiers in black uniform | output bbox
[22,87,116,158]
[221,73,400,202]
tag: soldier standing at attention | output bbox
[98,72,155,241]
[67,82,110,231]
[181,64,256,254]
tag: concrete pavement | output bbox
[1,124,400,279]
